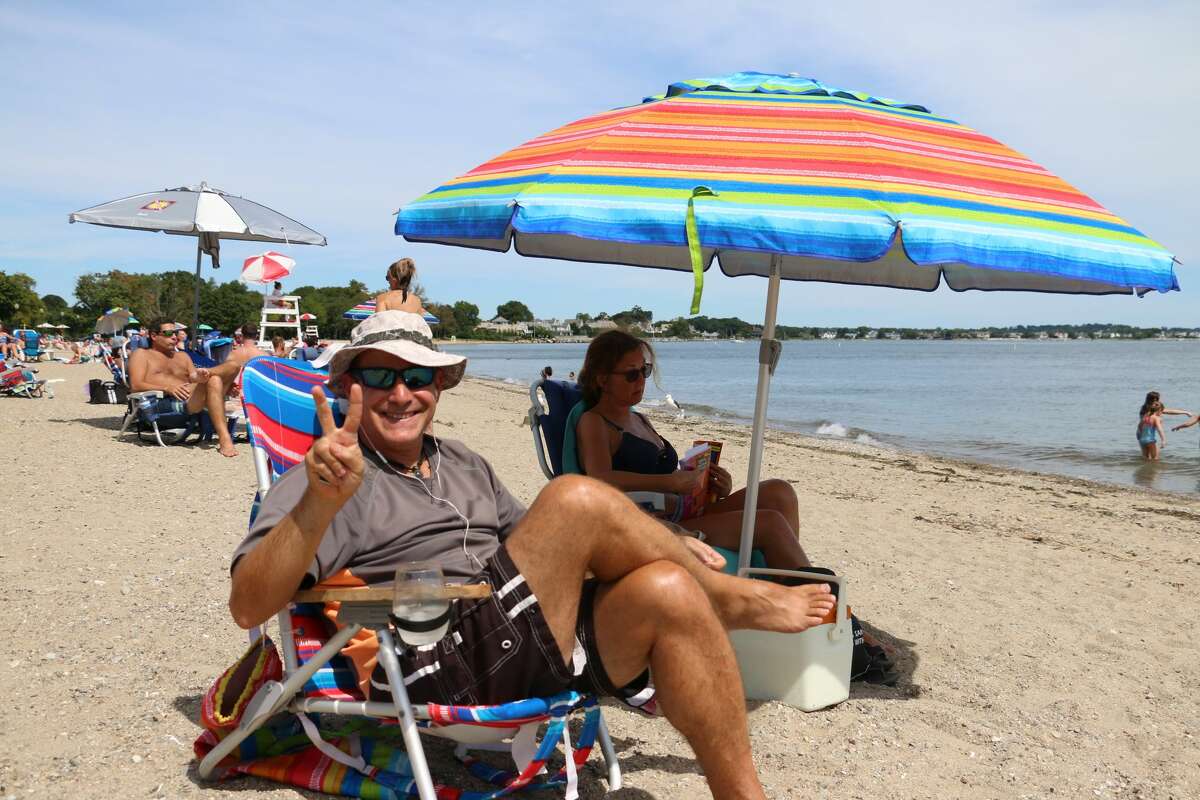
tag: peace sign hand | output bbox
[305,384,365,505]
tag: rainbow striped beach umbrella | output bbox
[395,71,1179,570]
[343,300,439,325]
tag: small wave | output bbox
[501,377,524,385]
[817,422,849,437]
[856,433,876,445]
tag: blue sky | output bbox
[2,2,1196,327]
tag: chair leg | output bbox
[198,621,364,780]
[376,627,438,800]
[597,714,623,791]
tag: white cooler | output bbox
[729,568,852,712]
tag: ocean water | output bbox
[443,339,1200,495]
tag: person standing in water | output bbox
[375,258,425,315]
[1137,398,1167,461]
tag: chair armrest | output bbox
[292,584,492,604]
[129,390,164,400]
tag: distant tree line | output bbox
[2,269,1195,342]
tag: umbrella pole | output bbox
[737,255,783,573]
[191,238,203,337]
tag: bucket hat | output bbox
[326,311,466,390]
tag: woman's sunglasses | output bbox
[348,366,437,391]
[610,363,652,383]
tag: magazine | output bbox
[677,439,723,520]
[693,440,724,505]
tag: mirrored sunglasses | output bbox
[349,365,437,391]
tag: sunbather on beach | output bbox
[229,323,265,364]
[575,330,809,569]
[128,318,242,457]
[228,311,836,800]
[374,257,425,315]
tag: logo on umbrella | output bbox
[140,199,175,212]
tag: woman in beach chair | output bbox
[574,330,811,571]
[571,330,897,684]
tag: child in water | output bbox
[1136,399,1166,461]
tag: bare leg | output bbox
[505,476,835,652]
[504,478,828,799]
[687,508,811,568]
[706,478,801,534]
[591,563,766,799]
[186,360,242,457]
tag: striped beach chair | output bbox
[196,356,621,799]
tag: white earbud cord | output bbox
[359,426,484,573]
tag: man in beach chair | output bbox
[229,311,837,799]
[128,317,245,457]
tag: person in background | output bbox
[1137,397,1167,461]
[230,323,264,364]
[267,281,286,307]
[374,257,425,314]
[294,334,324,362]
[568,370,576,382]
[128,319,242,457]
[1141,390,1189,419]
[540,365,553,380]
[271,336,289,358]
[175,325,189,352]
[0,324,16,361]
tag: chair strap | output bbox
[296,712,378,779]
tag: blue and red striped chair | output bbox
[196,356,621,799]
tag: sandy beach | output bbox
[2,360,1198,800]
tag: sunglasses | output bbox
[349,365,437,391]
[610,363,652,383]
[155,329,179,337]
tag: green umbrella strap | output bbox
[686,186,717,315]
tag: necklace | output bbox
[389,454,425,478]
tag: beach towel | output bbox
[195,602,603,799]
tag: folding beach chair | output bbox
[196,356,622,799]
[117,351,243,446]
[528,376,767,575]
[18,330,46,362]
[0,365,58,398]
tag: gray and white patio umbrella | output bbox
[69,182,326,334]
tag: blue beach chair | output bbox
[196,356,622,799]
[18,330,45,362]
[118,351,241,447]
[528,376,767,575]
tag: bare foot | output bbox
[218,442,238,457]
[730,581,836,633]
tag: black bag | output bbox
[89,378,128,404]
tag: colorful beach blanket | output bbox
[195,603,603,798]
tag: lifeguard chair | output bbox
[259,295,302,346]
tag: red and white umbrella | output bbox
[240,251,296,284]
[299,313,317,321]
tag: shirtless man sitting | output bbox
[128,317,245,457]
